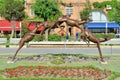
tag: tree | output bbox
[80,0,92,20]
[112,1,120,25]
[32,0,62,41]
[32,0,62,22]
[93,0,120,24]
[0,0,25,38]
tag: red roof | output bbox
[0,20,44,31]
[0,20,20,31]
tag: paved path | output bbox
[0,46,120,54]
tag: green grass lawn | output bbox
[0,53,120,73]
[0,53,120,80]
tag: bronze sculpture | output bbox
[8,19,66,63]
[8,14,112,64]
[8,22,44,63]
[58,14,92,33]
[39,20,65,39]
[81,29,112,64]
[57,15,112,64]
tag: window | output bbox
[90,10,108,22]
[30,8,35,16]
[66,7,73,15]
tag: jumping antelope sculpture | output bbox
[38,20,66,40]
[8,15,112,64]
[81,29,112,64]
[8,22,44,63]
[58,15,112,64]
[58,14,92,33]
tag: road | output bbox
[0,46,119,54]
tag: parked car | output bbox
[115,34,120,38]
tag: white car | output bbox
[115,34,120,38]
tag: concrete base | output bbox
[28,41,96,48]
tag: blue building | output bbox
[84,10,120,34]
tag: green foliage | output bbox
[4,34,10,47]
[32,0,62,21]
[33,34,61,41]
[80,0,91,20]
[94,33,106,38]
[21,30,61,41]
[93,2,102,8]
[108,72,120,80]
[5,41,10,48]
[4,34,10,40]
[24,16,44,22]
[93,1,110,9]
[48,34,61,41]
[80,8,91,20]
[0,0,25,38]
[93,1,106,9]
[113,2,120,25]
[93,0,120,24]
[0,0,25,21]
[107,33,115,38]
[21,21,29,37]
[94,33,115,38]
[33,35,45,41]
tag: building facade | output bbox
[0,0,118,38]
[24,0,113,36]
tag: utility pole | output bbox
[78,0,81,20]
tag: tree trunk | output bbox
[45,29,48,41]
[10,21,15,38]
[44,19,48,41]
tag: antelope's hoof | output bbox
[100,61,108,64]
[7,60,15,64]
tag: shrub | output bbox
[33,34,61,41]
[33,35,45,41]
[48,34,61,41]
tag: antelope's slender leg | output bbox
[96,43,104,62]
[12,40,25,61]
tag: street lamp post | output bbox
[105,21,108,35]
[105,5,112,35]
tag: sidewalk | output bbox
[101,45,120,48]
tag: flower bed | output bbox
[1,65,112,80]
